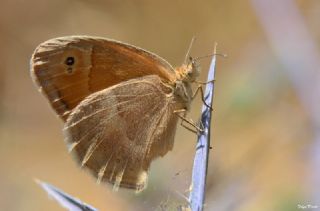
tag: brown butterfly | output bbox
[30,36,204,192]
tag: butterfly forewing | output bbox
[30,36,176,121]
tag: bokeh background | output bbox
[1,0,320,210]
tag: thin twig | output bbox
[36,180,97,211]
[188,44,218,211]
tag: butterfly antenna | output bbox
[184,36,197,64]
[194,43,227,62]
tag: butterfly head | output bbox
[176,56,200,83]
[186,56,201,82]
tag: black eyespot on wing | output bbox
[65,56,75,74]
[65,56,75,66]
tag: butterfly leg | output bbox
[192,82,214,111]
[173,109,204,134]
[195,79,215,85]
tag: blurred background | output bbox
[1,0,320,210]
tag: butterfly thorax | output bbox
[173,61,200,110]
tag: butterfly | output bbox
[30,36,204,192]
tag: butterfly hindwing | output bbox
[63,75,183,191]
